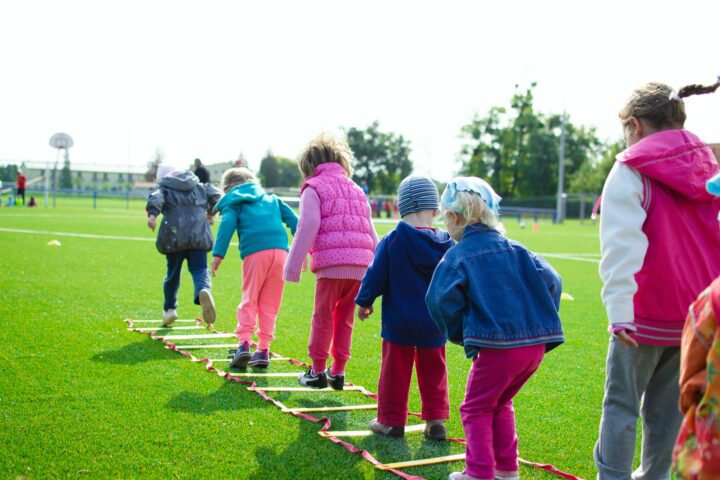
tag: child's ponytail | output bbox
[678,76,720,99]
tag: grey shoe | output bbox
[198,289,215,324]
[162,309,178,327]
[423,419,447,441]
[248,348,270,368]
[369,419,404,438]
[229,342,251,369]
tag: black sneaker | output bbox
[325,367,344,390]
[297,368,327,389]
[229,341,251,368]
[248,349,270,368]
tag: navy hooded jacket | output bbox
[355,221,454,348]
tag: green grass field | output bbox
[0,201,609,479]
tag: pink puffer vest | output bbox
[300,163,375,272]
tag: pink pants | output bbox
[461,345,545,480]
[236,249,287,351]
[308,278,360,375]
[377,340,450,426]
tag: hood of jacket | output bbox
[395,221,453,272]
[159,171,200,192]
[618,129,718,202]
[215,182,266,211]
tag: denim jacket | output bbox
[426,224,564,358]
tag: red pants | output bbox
[377,340,450,426]
[308,278,361,374]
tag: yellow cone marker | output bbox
[47,240,61,246]
[561,292,574,301]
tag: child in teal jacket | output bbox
[211,167,298,368]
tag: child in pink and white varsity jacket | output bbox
[595,79,720,480]
[284,133,378,390]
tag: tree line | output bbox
[258,84,620,196]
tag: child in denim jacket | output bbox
[426,177,564,480]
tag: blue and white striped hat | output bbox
[397,175,440,218]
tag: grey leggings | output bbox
[593,338,682,480]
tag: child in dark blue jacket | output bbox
[356,176,454,440]
[426,177,564,480]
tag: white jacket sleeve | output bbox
[599,161,648,326]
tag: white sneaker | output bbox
[198,289,216,324]
[162,309,178,327]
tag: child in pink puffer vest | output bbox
[284,133,378,390]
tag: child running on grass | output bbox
[284,133,378,390]
[211,167,298,369]
[595,78,720,480]
[355,175,453,440]
[146,164,221,327]
[426,177,564,480]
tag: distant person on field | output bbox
[284,133,378,390]
[16,171,26,206]
[28,196,37,207]
[356,175,454,441]
[193,158,210,184]
[146,164,221,326]
[360,180,369,196]
[426,177,564,480]
[211,167,298,369]
[595,79,720,480]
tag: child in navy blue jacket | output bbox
[356,176,454,440]
[426,177,564,480]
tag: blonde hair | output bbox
[443,190,505,240]
[296,133,354,179]
[619,79,720,130]
[220,167,257,193]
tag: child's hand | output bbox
[207,214,214,225]
[147,215,157,231]
[357,306,374,321]
[211,256,223,277]
[616,330,638,349]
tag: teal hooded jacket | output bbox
[212,182,298,260]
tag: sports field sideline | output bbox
[0,202,618,479]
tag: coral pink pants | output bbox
[236,249,287,351]
[309,278,360,375]
[377,340,450,426]
[461,345,545,480]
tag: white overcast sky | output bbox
[0,0,717,181]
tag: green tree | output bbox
[59,150,73,189]
[0,164,19,183]
[276,156,301,187]
[259,151,280,187]
[259,152,301,188]
[74,171,83,190]
[347,121,413,194]
[460,83,607,198]
[568,139,624,194]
